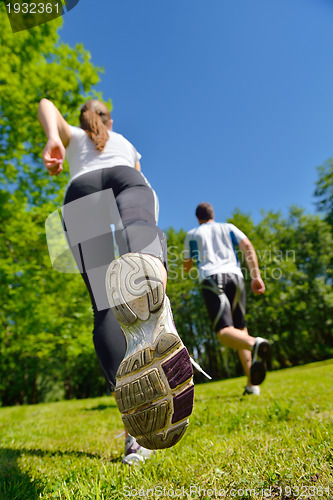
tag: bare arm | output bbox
[239,238,265,294]
[38,99,71,176]
[38,98,71,146]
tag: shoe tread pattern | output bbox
[117,348,154,378]
[106,254,164,326]
[115,368,166,413]
[115,344,193,449]
[122,401,170,437]
[162,348,193,389]
[136,422,189,450]
[117,333,181,379]
[172,385,194,424]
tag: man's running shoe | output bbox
[105,253,194,450]
[243,385,260,396]
[250,337,271,386]
[122,434,154,465]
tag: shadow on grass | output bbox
[83,403,116,411]
[0,448,44,500]
[0,446,123,499]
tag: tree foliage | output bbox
[0,193,107,405]
[314,159,333,227]
[0,8,107,405]
[0,3,103,204]
[242,207,333,369]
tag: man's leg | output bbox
[235,327,253,388]
[217,325,269,390]
[217,326,257,389]
[202,274,270,388]
[217,325,255,351]
[237,348,252,384]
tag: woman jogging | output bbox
[38,98,194,461]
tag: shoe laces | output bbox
[190,357,212,380]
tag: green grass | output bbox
[1,360,332,500]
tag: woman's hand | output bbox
[42,136,66,176]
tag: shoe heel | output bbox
[105,253,164,326]
[257,340,271,360]
[250,338,271,386]
[115,340,194,449]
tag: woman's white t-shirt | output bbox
[66,125,142,182]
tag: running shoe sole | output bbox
[105,253,194,450]
[250,337,271,386]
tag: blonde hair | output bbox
[79,100,111,152]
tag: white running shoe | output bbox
[122,434,155,466]
[105,253,194,450]
[243,385,261,396]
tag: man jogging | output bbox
[183,202,270,395]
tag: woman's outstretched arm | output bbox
[38,99,71,176]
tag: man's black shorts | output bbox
[200,273,246,332]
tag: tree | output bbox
[0,7,108,405]
[235,207,333,369]
[314,159,333,227]
[0,3,103,204]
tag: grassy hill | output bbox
[0,360,332,500]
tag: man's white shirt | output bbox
[184,222,247,282]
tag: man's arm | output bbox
[239,238,265,294]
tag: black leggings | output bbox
[63,166,167,390]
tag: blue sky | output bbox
[59,0,333,232]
